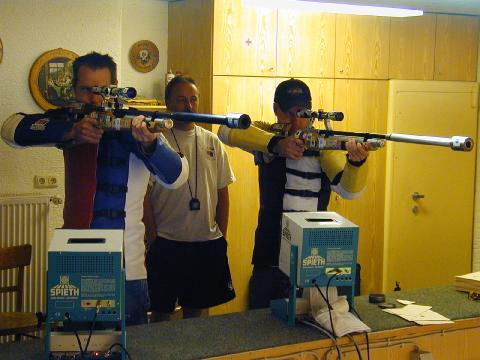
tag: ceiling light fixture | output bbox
[243,0,423,17]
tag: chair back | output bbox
[0,244,32,312]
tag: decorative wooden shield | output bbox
[29,48,78,110]
[129,40,159,73]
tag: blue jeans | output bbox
[125,279,150,326]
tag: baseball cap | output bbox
[274,78,312,112]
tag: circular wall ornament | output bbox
[29,48,78,110]
[129,40,159,73]
[0,37,3,64]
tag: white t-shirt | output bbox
[149,125,235,241]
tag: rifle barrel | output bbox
[119,109,251,129]
[386,133,474,152]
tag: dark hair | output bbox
[274,78,312,112]
[165,75,198,101]
[72,52,117,88]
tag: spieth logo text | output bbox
[302,248,325,267]
[50,275,80,297]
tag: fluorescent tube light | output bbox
[243,0,423,17]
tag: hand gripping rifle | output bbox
[60,86,251,130]
[294,109,473,152]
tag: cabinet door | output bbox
[384,80,478,291]
[213,0,277,76]
[298,78,335,113]
[168,0,214,113]
[389,15,436,80]
[329,79,389,295]
[210,76,277,314]
[335,15,390,79]
[277,11,335,78]
[434,15,479,81]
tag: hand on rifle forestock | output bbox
[345,139,371,163]
[274,135,305,160]
[131,115,157,152]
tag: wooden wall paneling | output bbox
[330,79,388,294]
[297,77,335,111]
[168,0,480,313]
[210,76,277,314]
[335,15,390,79]
[168,0,214,113]
[389,14,436,80]
[276,11,336,78]
[434,15,479,81]
[213,0,277,76]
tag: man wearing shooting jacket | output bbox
[218,78,370,309]
[1,52,189,325]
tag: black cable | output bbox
[364,332,370,360]
[83,303,100,355]
[326,272,340,336]
[65,313,84,356]
[299,319,342,360]
[313,281,333,310]
[108,342,133,360]
[350,306,370,360]
[349,306,362,321]
[347,334,363,360]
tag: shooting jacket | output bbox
[1,111,188,280]
[218,122,368,267]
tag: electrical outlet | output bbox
[47,175,58,187]
[34,175,58,188]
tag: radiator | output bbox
[0,194,50,323]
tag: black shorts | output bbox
[146,236,236,313]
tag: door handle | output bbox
[412,192,425,201]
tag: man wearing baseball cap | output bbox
[218,78,370,309]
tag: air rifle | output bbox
[58,86,251,131]
[293,109,473,152]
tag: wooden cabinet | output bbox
[434,15,479,81]
[213,1,277,76]
[335,15,390,79]
[167,0,214,113]
[389,15,436,80]
[211,76,277,313]
[329,79,388,293]
[276,10,336,78]
[168,0,479,311]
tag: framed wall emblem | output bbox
[129,40,159,73]
[29,48,78,110]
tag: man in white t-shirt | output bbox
[144,76,236,321]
